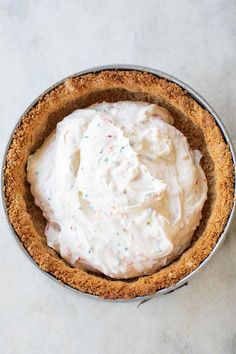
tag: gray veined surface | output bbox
[1,2,236,353]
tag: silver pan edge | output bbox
[2,64,236,302]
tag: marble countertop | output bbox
[0,1,236,353]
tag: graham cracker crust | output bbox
[3,70,235,299]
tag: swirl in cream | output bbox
[27,101,208,279]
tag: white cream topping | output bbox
[27,101,208,279]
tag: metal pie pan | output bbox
[2,65,236,302]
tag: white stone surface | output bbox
[0,0,236,353]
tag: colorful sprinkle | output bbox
[104,157,108,162]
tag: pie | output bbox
[4,70,234,299]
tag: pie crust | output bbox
[4,70,235,299]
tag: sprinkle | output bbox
[123,189,127,194]
[88,249,91,254]
[77,256,81,261]
[84,135,89,138]
[84,193,88,198]
[124,247,128,251]
[116,232,119,236]
[35,171,39,176]
[104,157,108,162]
[121,146,125,150]
[148,208,153,214]
[146,192,157,199]
[107,135,112,138]
[47,197,51,201]
[99,150,103,154]
[97,123,101,127]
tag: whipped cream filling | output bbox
[27,101,208,279]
